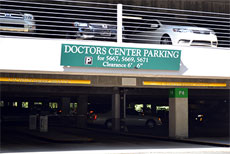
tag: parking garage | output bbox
[0,0,230,152]
[1,67,229,138]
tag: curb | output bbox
[86,127,230,147]
[120,132,230,147]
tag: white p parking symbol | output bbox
[85,57,93,65]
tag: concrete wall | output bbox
[0,37,230,78]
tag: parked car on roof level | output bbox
[73,21,120,40]
[88,109,162,129]
[0,10,36,33]
[129,19,218,47]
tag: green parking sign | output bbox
[61,44,181,70]
[169,88,188,98]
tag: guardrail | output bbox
[0,0,229,48]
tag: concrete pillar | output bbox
[76,95,88,128]
[43,100,50,110]
[112,87,120,132]
[151,104,157,115]
[39,100,50,116]
[8,101,13,107]
[17,101,22,108]
[169,88,188,139]
[28,100,34,109]
[3,100,8,107]
[61,97,70,115]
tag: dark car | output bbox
[88,109,162,129]
[73,21,120,40]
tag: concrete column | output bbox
[8,101,13,107]
[3,101,8,107]
[40,100,50,116]
[17,101,22,108]
[61,97,70,115]
[77,95,88,128]
[112,87,120,132]
[43,100,50,110]
[28,100,34,109]
[169,88,188,139]
[151,104,157,115]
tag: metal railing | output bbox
[122,4,230,48]
[0,0,229,48]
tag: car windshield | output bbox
[126,109,140,115]
[160,20,194,26]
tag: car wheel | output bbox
[146,120,156,128]
[160,35,172,45]
[105,120,112,129]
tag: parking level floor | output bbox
[1,125,229,154]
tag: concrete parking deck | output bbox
[13,126,230,147]
[1,126,230,154]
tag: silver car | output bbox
[88,109,162,129]
[0,10,36,32]
[73,22,118,39]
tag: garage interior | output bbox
[1,73,229,138]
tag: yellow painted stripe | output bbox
[143,81,226,87]
[0,77,91,85]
